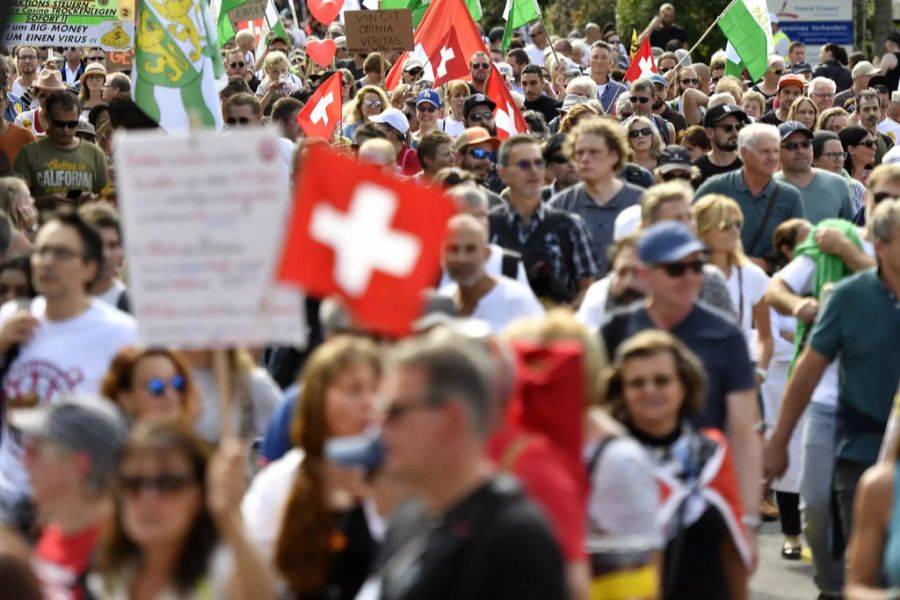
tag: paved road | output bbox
[751,521,818,599]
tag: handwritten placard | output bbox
[114,128,306,349]
[344,9,414,54]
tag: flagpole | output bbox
[287,0,300,32]
[673,0,738,70]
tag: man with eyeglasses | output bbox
[759,74,804,126]
[806,77,836,115]
[468,51,491,95]
[0,210,137,533]
[774,121,854,224]
[14,92,107,210]
[629,77,675,145]
[812,130,867,216]
[694,104,746,186]
[454,126,503,202]
[521,64,561,124]
[11,46,39,100]
[225,48,260,92]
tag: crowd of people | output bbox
[0,1,898,599]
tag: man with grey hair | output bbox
[807,76,836,114]
[695,122,805,264]
[588,41,627,113]
[857,89,894,165]
[764,198,900,551]
[16,393,127,597]
[377,331,568,600]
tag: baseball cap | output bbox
[778,120,813,141]
[777,74,805,91]
[369,107,410,134]
[703,103,748,128]
[266,31,290,47]
[789,61,812,75]
[463,93,497,118]
[10,393,128,479]
[852,60,880,78]
[658,145,693,173]
[453,126,501,152]
[416,89,443,108]
[402,57,424,72]
[638,221,707,265]
[649,73,668,89]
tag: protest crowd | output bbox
[0,0,899,598]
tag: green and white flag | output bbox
[717,0,773,81]
[724,42,746,78]
[135,0,226,132]
[253,0,291,60]
[502,0,541,51]
[381,0,481,29]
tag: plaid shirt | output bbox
[490,202,600,292]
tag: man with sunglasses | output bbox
[463,93,498,137]
[694,104,746,186]
[225,49,260,93]
[774,121,854,224]
[601,221,762,558]
[760,74,805,126]
[401,57,424,85]
[454,126,503,202]
[468,51,491,95]
[61,46,85,85]
[14,92,107,210]
[12,393,127,598]
[629,77,675,145]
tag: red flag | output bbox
[384,0,486,90]
[624,37,657,83]
[277,145,457,337]
[485,66,527,140]
[296,72,343,140]
[429,28,469,89]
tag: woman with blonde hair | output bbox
[559,103,600,133]
[256,51,303,113]
[815,106,850,133]
[622,115,663,172]
[692,194,773,376]
[78,62,107,117]
[242,336,384,598]
[443,81,469,137]
[786,96,818,131]
[343,85,389,142]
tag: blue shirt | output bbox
[260,384,300,462]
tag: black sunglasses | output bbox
[874,191,896,205]
[51,118,79,129]
[628,127,653,139]
[226,117,250,125]
[855,139,876,148]
[630,96,650,104]
[120,473,196,495]
[407,68,423,76]
[781,140,811,151]
[229,61,245,68]
[659,259,705,277]
[472,63,491,70]
[715,123,743,133]
[680,78,699,86]
[661,171,691,181]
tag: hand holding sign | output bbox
[308,0,343,24]
[307,38,337,67]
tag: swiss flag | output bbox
[384,0,486,90]
[485,66,527,140]
[277,145,458,337]
[297,72,343,140]
[624,37,657,83]
[429,28,469,89]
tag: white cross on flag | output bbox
[485,65,528,140]
[297,72,343,140]
[428,28,469,88]
[277,145,457,336]
[624,37,658,83]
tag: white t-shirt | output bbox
[724,262,770,359]
[0,298,137,501]
[438,244,531,289]
[575,277,611,329]
[878,117,900,144]
[439,276,544,333]
[94,279,126,307]
[441,118,466,139]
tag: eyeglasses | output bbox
[145,375,187,397]
[513,158,545,171]
[820,151,847,161]
[120,473,196,496]
[225,117,251,125]
[549,155,569,164]
[680,78,699,86]
[629,96,650,104]
[781,140,811,151]
[32,245,82,261]
[468,110,493,122]
[855,139,876,148]
[17,55,37,61]
[417,104,437,113]
[624,374,675,390]
[628,127,653,139]
[471,63,491,70]
[810,91,834,99]
[660,67,672,74]
[407,68,423,76]
[873,191,897,205]
[718,218,743,231]
[715,123,743,133]
[229,61,246,69]
[658,259,705,277]
[362,100,383,109]
[468,148,496,161]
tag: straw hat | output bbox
[33,69,66,91]
[79,62,108,85]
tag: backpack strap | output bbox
[585,435,619,478]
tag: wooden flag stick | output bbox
[212,349,234,441]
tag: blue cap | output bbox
[778,120,813,141]
[638,222,707,265]
[416,89,443,108]
[649,73,669,88]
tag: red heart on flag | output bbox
[307,0,343,25]
[307,38,337,67]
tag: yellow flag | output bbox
[630,29,639,58]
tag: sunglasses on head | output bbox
[781,140,811,151]
[120,473,196,496]
[226,117,250,125]
[472,62,491,70]
[229,61,245,68]
[468,148,496,161]
[658,259,705,277]
[51,118,79,129]
[145,375,186,397]
[630,96,650,104]
[628,127,653,138]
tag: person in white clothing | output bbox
[0,211,138,529]
[439,214,543,333]
[576,234,646,328]
[79,202,128,310]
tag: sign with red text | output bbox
[114,128,306,349]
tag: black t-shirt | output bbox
[248,75,261,93]
[649,25,688,50]
[692,154,742,187]
[377,477,567,600]
[660,105,687,135]
[524,95,563,125]
[759,110,783,126]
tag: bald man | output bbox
[439,213,543,332]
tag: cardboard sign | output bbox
[114,128,307,349]
[228,0,266,26]
[344,9,414,54]
[3,0,134,51]
[106,49,134,72]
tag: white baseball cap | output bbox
[369,107,410,134]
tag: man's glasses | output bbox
[362,100,383,109]
[513,158,545,171]
[630,96,650,104]
[471,63,491,70]
[820,151,847,161]
[120,473,196,496]
[468,110,493,122]
[628,128,653,138]
[715,123,743,133]
[781,140,811,151]
[226,117,251,125]
[417,104,437,113]
[680,78,699,86]
[51,118,79,129]
[658,259,705,277]
[145,375,187,397]
[229,61,245,69]
[468,148,496,161]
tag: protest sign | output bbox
[3,0,135,51]
[106,48,134,72]
[115,128,307,350]
[344,9,414,54]
[227,0,266,26]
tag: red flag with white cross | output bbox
[485,65,528,140]
[624,37,658,83]
[277,145,458,336]
[296,72,343,140]
[429,28,469,89]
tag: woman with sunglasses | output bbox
[839,126,877,185]
[101,346,198,426]
[622,115,663,172]
[411,90,443,145]
[242,335,387,599]
[343,85,389,143]
[90,421,274,599]
[600,330,751,599]
[693,194,774,383]
[78,62,107,118]
[339,68,357,103]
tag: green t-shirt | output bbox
[810,268,900,465]
[12,138,108,198]
[773,169,855,225]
